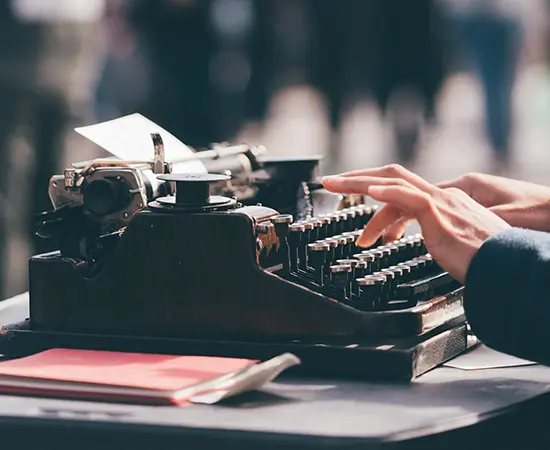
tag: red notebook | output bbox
[0,349,259,405]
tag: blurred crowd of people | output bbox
[0,0,548,298]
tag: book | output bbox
[0,349,300,405]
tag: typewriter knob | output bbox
[152,173,236,211]
[158,173,229,205]
[83,177,130,216]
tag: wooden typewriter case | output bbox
[28,207,465,339]
[16,202,473,381]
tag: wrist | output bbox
[528,198,550,232]
[541,199,550,232]
[492,199,550,232]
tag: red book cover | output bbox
[0,349,259,405]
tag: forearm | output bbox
[493,200,550,233]
[464,228,550,365]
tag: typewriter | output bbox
[0,125,475,381]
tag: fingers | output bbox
[324,164,436,193]
[322,176,410,195]
[437,173,493,197]
[356,204,406,247]
[357,185,438,247]
[436,176,471,193]
[321,165,443,247]
[368,185,435,215]
[382,218,411,243]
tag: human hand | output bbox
[321,165,511,282]
[437,173,550,233]
[357,172,550,243]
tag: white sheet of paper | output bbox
[74,113,206,173]
[444,345,536,370]
[188,353,301,405]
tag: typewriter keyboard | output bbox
[276,204,460,312]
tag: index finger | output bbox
[326,164,437,194]
[321,175,410,195]
[358,184,440,247]
[356,204,408,247]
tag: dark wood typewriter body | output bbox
[9,201,475,381]
[28,209,461,341]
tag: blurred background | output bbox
[0,0,550,299]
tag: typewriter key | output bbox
[388,244,399,265]
[337,212,348,233]
[271,214,293,273]
[330,213,341,235]
[359,205,372,226]
[337,259,358,268]
[333,235,347,260]
[271,214,292,224]
[271,214,293,242]
[324,238,339,265]
[301,220,314,233]
[309,219,323,242]
[418,256,433,274]
[422,253,434,267]
[412,235,424,256]
[404,239,416,258]
[342,209,356,231]
[407,260,420,277]
[330,264,353,299]
[371,251,383,272]
[396,263,412,282]
[330,263,352,272]
[380,268,397,300]
[329,213,341,236]
[342,234,355,257]
[397,241,408,258]
[289,223,306,272]
[318,216,332,239]
[351,206,364,230]
[355,252,375,274]
[356,276,384,311]
[414,257,427,273]
[308,242,330,285]
[379,247,391,268]
[298,221,315,269]
[337,258,358,288]
[352,260,368,295]
[389,266,404,290]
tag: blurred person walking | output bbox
[307,0,447,164]
[441,0,527,174]
[0,0,105,298]
[127,0,217,148]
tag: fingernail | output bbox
[356,236,375,248]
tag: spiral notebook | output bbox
[0,349,300,405]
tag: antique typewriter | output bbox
[0,130,475,381]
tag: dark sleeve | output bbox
[464,227,550,365]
